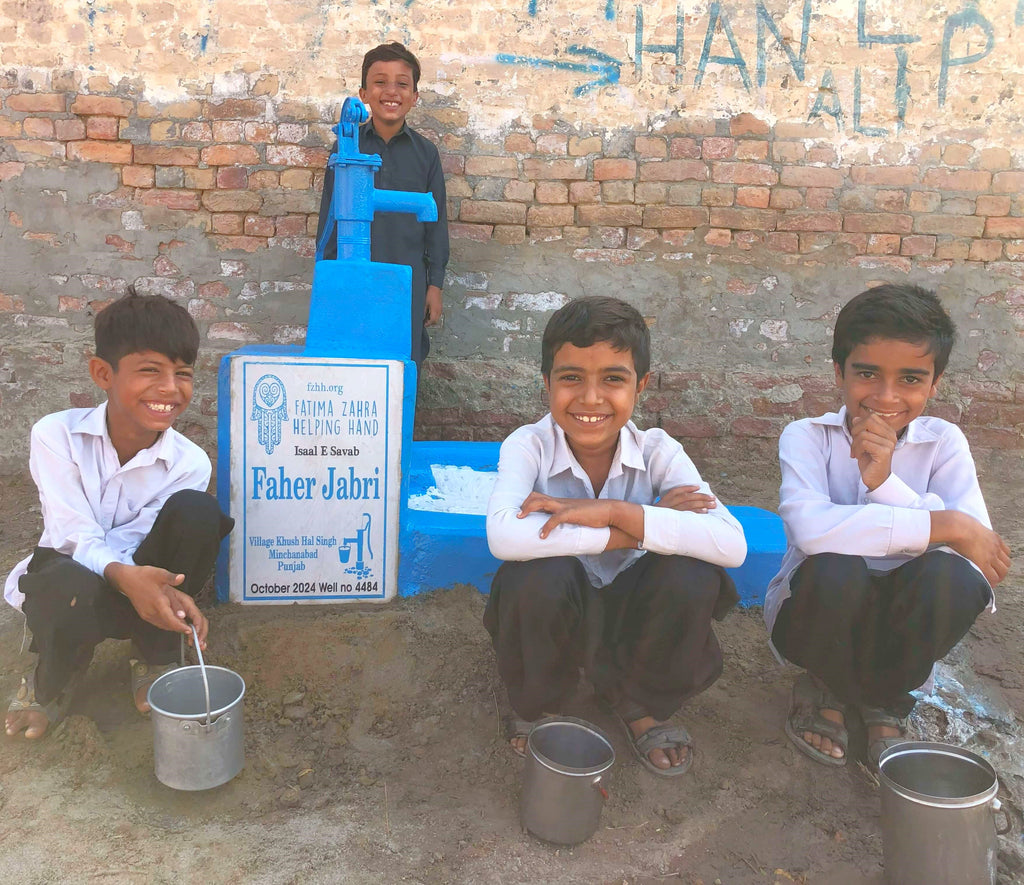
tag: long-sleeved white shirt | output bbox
[4,403,211,611]
[764,407,993,634]
[486,414,746,588]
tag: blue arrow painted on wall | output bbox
[496,45,621,96]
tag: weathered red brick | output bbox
[211,212,244,235]
[776,211,842,232]
[702,137,736,160]
[105,234,134,255]
[139,188,201,210]
[669,137,700,159]
[465,156,518,178]
[68,140,132,163]
[52,118,85,141]
[85,116,119,140]
[135,145,199,166]
[963,427,1023,449]
[635,136,667,158]
[71,95,133,117]
[712,163,778,186]
[710,207,776,230]
[729,113,770,136]
[922,168,991,191]
[900,235,937,257]
[661,416,722,438]
[527,205,575,227]
[908,191,941,212]
[523,158,587,180]
[704,228,732,246]
[265,144,329,168]
[986,217,1024,238]
[8,92,65,113]
[969,239,1003,261]
[23,117,54,138]
[275,215,307,236]
[202,144,260,166]
[701,185,735,207]
[578,205,643,226]
[844,213,913,234]
[216,166,248,189]
[460,201,527,224]
[122,165,154,187]
[202,190,262,212]
[805,188,834,210]
[736,187,770,209]
[934,239,971,260]
[205,99,264,120]
[915,215,985,237]
[991,171,1024,194]
[769,188,802,209]
[244,214,275,237]
[731,416,784,437]
[503,133,535,153]
[850,165,918,186]
[449,222,494,242]
[976,195,1011,216]
[780,166,844,188]
[867,234,901,255]
[594,158,637,181]
[569,181,601,203]
[735,140,769,161]
[639,160,708,182]
[765,231,799,253]
[643,206,709,228]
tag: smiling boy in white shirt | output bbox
[485,296,746,776]
[767,284,1011,769]
[5,289,233,739]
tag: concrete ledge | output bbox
[399,440,786,606]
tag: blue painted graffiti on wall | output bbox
[497,0,1011,135]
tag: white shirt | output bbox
[4,403,212,611]
[764,407,993,634]
[486,414,747,588]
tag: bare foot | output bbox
[801,707,846,760]
[134,682,151,714]
[628,715,689,770]
[5,708,50,739]
[867,723,902,746]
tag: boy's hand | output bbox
[424,285,443,327]
[104,562,208,649]
[849,413,897,491]
[656,485,717,514]
[931,511,1012,586]
[518,492,616,538]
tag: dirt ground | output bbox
[0,452,1022,885]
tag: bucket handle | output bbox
[992,798,1013,836]
[189,623,212,727]
[591,775,609,801]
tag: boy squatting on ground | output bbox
[5,291,234,740]
[484,296,747,776]
[315,41,449,367]
[765,284,1012,769]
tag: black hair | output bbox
[832,283,956,377]
[94,286,200,368]
[361,42,421,90]
[542,296,651,380]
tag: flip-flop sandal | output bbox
[6,670,79,738]
[607,697,693,777]
[860,704,909,770]
[785,672,849,767]
[130,659,180,712]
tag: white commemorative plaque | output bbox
[227,354,403,603]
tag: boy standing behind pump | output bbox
[767,284,1010,769]
[316,42,449,366]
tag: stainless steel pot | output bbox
[520,716,614,845]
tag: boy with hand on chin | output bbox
[315,41,449,366]
[767,284,1010,769]
[5,290,233,739]
[485,297,746,776]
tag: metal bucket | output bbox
[878,741,1010,885]
[520,716,615,845]
[147,630,245,791]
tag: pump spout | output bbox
[373,189,437,223]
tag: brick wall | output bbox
[0,1,1022,472]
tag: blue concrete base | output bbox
[399,440,786,606]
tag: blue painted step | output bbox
[399,440,785,606]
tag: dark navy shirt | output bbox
[316,121,449,363]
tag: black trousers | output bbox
[20,490,234,705]
[771,551,990,717]
[483,553,738,722]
